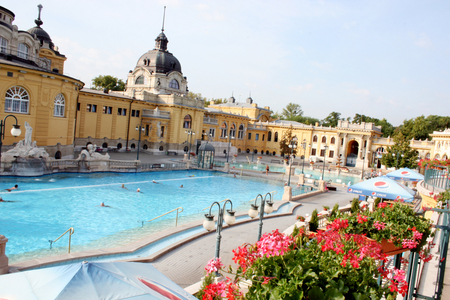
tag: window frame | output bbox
[53,93,65,117]
[18,43,29,59]
[184,114,192,129]
[169,79,179,89]
[0,36,7,53]
[5,86,29,114]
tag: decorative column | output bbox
[0,235,9,274]
[298,173,305,185]
[282,186,292,201]
[342,133,348,160]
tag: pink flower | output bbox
[373,221,386,230]
[257,229,293,258]
[205,257,224,274]
[402,239,418,249]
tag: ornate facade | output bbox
[0,5,445,168]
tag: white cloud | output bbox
[310,61,332,71]
[410,33,432,48]
[290,84,314,93]
[349,88,370,96]
[343,21,356,30]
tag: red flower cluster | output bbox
[202,277,242,300]
[357,214,368,224]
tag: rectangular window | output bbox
[122,108,127,116]
[145,124,149,136]
[92,105,97,113]
[136,110,140,117]
[248,132,252,140]
[77,103,80,111]
[0,37,7,53]
[103,106,107,114]
[262,134,265,141]
[160,126,165,138]
[320,149,326,157]
[329,150,334,158]
[118,108,122,115]
[18,43,29,59]
[341,138,344,146]
[255,133,259,141]
[131,110,136,117]
[311,148,317,156]
[209,128,215,138]
[107,107,112,114]
[86,104,91,112]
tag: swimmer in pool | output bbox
[137,188,144,193]
[152,180,160,184]
[121,184,128,189]
[99,202,111,208]
[180,185,183,188]
[6,184,18,192]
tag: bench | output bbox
[151,164,162,169]
[327,186,337,191]
[167,151,177,155]
[270,159,281,164]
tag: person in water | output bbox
[6,184,18,192]
[121,184,128,189]
[99,202,111,208]
[180,185,183,188]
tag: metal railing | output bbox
[48,227,75,253]
[424,169,449,192]
[140,162,187,171]
[140,207,184,228]
[248,190,278,203]
[203,199,230,211]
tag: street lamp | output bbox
[248,193,274,241]
[392,152,404,169]
[185,130,195,160]
[225,134,235,163]
[203,200,236,275]
[135,123,145,160]
[0,114,22,162]
[287,137,298,186]
[321,145,329,180]
[300,139,308,174]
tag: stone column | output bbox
[298,173,305,185]
[282,186,292,201]
[342,133,348,162]
[0,235,9,274]
[318,180,326,192]
[223,163,230,173]
[183,153,188,162]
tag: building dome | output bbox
[135,30,182,75]
[27,4,54,48]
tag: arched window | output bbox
[435,154,441,160]
[169,79,179,89]
[18,43,29,59]
[238,125,244,139]
[0,37,8,53]
[54,151,61,159]
[220,122,228,138]
[143,144,148,150]
[443,154,448,160]
[274,132,278,142]
[102,142,108,148]
[54,93,65,117]
[117,143,122,149]
[425,153,430,159]
[313,135,318,142]
[159,146,164,151]
[330,137,335,144]
[268,131,272,142]
[5,86,29,113]
[183,114,192,128]
[321,136,326,143]
[230,123,236,138]
[135,76,145,84]
[266,150,269,155]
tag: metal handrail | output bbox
[140,207,183,227]
[203,199,230,211]
[48,227,75,253]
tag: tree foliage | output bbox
[292,115,320,125]
[352,114,395,138]
[279,125,298,156]
[395,115,450,140]
[91,75,125,91]
[380,133,419,169]
[282,103,303,120]
[322,111,341,127]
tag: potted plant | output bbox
[199,226,409,299]
[296,215,306,222]
[309,209,319,232]
[322,205,329,211]
[329,201,432,254]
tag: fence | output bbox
[424,169,450,193]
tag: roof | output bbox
[80,88,134,100]
[210,102,270,112]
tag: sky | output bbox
[5,0,450,126]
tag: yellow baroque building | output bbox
[0,5,448,168]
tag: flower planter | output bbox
[366,238,408,256]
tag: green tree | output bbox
[91,75,125,91]
[352,114,394,137]
[204,98,225,107]
[279,125,297,156]
[322,111,341,127]
[270,111,283,120]
[395,115,450,140]
[282,103,303,120]
[380,133,419,169]
[292,115,320,125]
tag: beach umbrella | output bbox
[347,176,415,202]
[0,261,196,300]
[385,167,424,182]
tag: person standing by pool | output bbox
[6,184,18,192]
[266,164,269,175]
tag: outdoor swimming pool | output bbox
[0,170,289,263]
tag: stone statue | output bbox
[24,121,32,147]
[76,144,110,161]
[1,122,49,162]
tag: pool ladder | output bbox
[48,227,75,253]
[140,207,184,228]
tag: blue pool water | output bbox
[0,170,288,263]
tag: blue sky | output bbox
[6,0,450,126]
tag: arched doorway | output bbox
[346,140,359,167]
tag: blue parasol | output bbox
[385,167,424,182]
[347,176,415,202]
[0,261,196,300]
